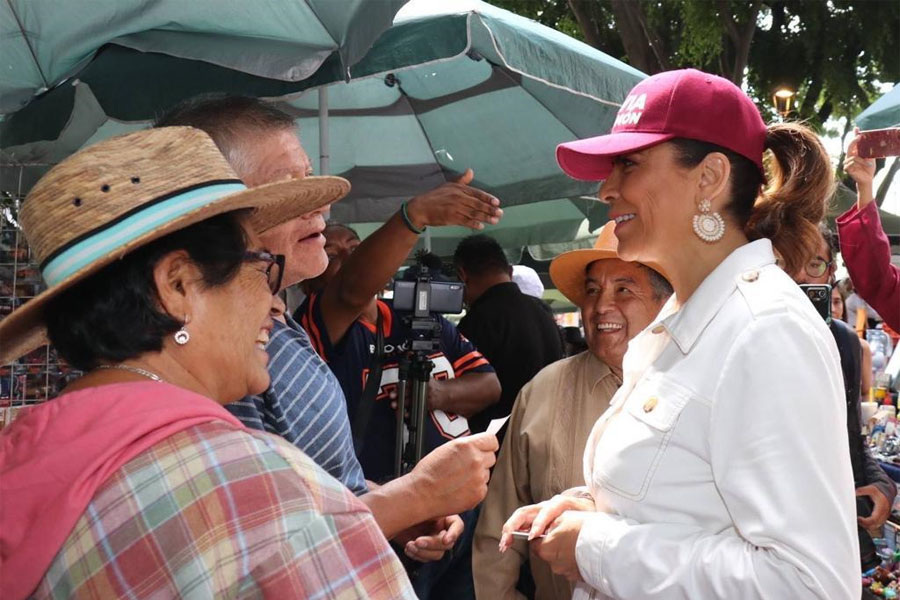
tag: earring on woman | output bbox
[174,315,190,345]
[692,199,726,243]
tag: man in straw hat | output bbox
[472,221,671,600]
[0,127,417,598]
[156,96,503,561]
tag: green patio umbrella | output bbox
[856,84,900,131]
[0,0,407,115]
[1,0,642,256]
[281,1,643,253]
[830,182,900,238]
[0,0,407,191]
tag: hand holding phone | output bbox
[857,127,900,158]
[800,284,832,325]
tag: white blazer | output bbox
[574,239,858,600]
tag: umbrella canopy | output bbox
[1,0,641,256]
[856,84,900,131]
[0,0,407,115]
[830,182,900,239]
[285,0,643,253]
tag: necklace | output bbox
[97,363,164,383]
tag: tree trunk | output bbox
[717,0,762,84]
[607,0,665,73]
[798,49,826,121]
[817,97,834,124]
[836,116,853,182]
[876,158,899,208]
[567,0,603,49]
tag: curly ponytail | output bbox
[745,123,834,275]
[671,122,833,275]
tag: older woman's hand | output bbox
[499,493,594,552]
[531,510,590,582]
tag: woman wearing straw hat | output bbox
[499,69,857,598]
[0,128,415,599]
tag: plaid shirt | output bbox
[33,421,414,599]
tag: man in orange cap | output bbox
[472,221,671,600]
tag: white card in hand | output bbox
[510,530,545,539]
[486,416,510,436]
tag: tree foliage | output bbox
[488,0,899,130]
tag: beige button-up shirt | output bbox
[473,351,621,600]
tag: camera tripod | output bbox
[393,315,443,478]
[393,350,433,477]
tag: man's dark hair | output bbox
[155,95,295,174]
[641,265,674,302]
[401,252,453,282]
[45,213,249,371]
[453,234,510,277]
[590,260,672,302]
[324,221,360,242]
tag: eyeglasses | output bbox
[803,257,833,278]
[243,250,285,294]
[774,255,832,279]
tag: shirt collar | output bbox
[652,239,776,354]
[358,299,393,336]
[283,312,301,331]
[582,351,621,390]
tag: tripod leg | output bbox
[394,379,408,478]
[413,378,428,464]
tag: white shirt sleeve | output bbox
[575,313,859,599]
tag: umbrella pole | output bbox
[424,228,432,252]
[319,87,330,175]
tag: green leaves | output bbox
[489,0,899,129]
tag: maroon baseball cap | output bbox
[557,69,767,181]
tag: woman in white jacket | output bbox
[500,69,858,599]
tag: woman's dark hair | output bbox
[45,212,249,371]
[819,222,839,263]
[670,122,834,275]
[832,278,849,322]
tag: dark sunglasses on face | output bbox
[243,250,285,294]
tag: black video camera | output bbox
[393,252,464,353]
[390,252,465,476]
[393,252,465,317]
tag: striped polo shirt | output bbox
[226,314,368,496]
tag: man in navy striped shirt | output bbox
[157,96,501,562]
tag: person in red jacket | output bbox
[837,129,899,331]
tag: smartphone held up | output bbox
[800,284,832,325]
[857,127,900,158]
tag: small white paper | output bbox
[511,530,545,539]
[486,415,510,436]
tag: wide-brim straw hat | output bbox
[0,126,349,363]
[550,220,666,306]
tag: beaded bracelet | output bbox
[400,201,426,235]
